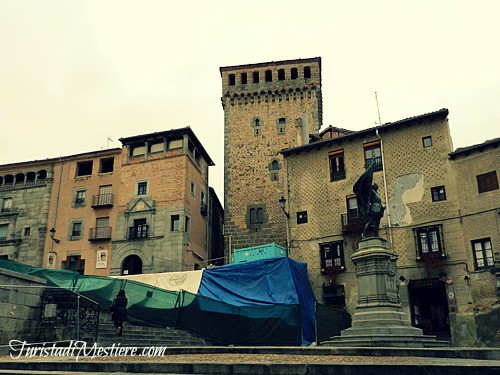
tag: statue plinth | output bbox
[322,237,449,347]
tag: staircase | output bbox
[97,312,215,347]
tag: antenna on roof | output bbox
[375,92,382,125]
[107,137,113,149]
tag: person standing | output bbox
[110,289,128,337]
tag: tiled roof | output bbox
[449,137,500,159]
[281,108,449,156]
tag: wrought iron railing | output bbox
[40,288,99,343]
[129,225,149,239]
[88,226,112,241]
[364,156,383,171]
[330,169,346,181]
[91,193,114,208]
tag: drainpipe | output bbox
[376,129,393,247]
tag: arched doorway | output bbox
[122,255,142,275]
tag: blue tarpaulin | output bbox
[198,256,317,345]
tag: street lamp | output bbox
[278,196,289,218]
[49,228,60,244]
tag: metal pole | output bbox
[76,287,80,341]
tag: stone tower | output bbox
[220,57,323,253]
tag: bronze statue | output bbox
[353,165,385,239]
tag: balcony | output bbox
[341,214,368,233]
[0,207,19,216]
[200,201,208,216]
[129,225,149,240]
[364,156,383,171]
[88,226,112,241]
[91,193,114,208]
[330,169,346,181]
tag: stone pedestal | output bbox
[322,238,449,347]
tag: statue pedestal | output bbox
[322,238,448,347]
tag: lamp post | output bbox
[278,196,291,251]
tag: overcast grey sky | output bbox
[1,0,499,200]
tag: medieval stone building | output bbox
[220,58,323,253]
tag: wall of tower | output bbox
[221,58,322,253]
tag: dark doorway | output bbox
[408,278,450,338]
[122,255,142,275]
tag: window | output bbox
[265,70,272,82]
[190,181,195,196]
[477,171,499,193]
[346,196,359,220]
[329,150,346,181]
[76,161,93,177]
[170,215,180,231]
[291,67,298,80]
[297,211,308,224]
[99,158,114,173]
[472,238,494,269]
[168,139,183,149]
[75,190,86,206]
[0,224,8,241]
[320,241,345,272]
[228,74,235,86]
[277,117,286,134]
[137,181,148,195]
[415,226,444,257]
[149,142,164,153]
[253,118,261,136]
[304,66,311,79]
[364,141,382,171]
[23,227,31,237]
[250,208,264,224]
[93,217,110,240]
[131,144,146,157]
[131,218,148,239]
[253,71,259,83]
[71,222,83,239]
[62,255,85,275]
[241,73,247,84]
[278,69,285,80]
[1,198,12,213]
[270,160,279,171]
[97,185,113,206]
[431,186,446,202]
[422,136,432,148]
[184,216,190,232]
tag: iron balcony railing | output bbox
[364,156,383,171]
[91,193,114,208]
[129,225,149,240]
[330,169,346,181]
[341,213,368,233]
[88,226,112,241]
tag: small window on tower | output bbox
[291,68,298,80]
[304,66,311,79]
[228,74,235,86]
[278,69,285,80]
[241,73,247,84]
[265,70,272,82]
[253,71,259,83]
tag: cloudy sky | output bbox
[1,0,499,200]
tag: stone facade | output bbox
[221,57,322,253]
[111,127,214,275]
[282,109,499,346]
[0,268,46,348]
[0,161,53,266]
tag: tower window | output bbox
[291,68,298,80]
[265,70,272,82]
[76,161,93,177]
[241,73,247,84]
[253,71,259,83]
[304,66,311,79]
[278,69,285,81]
[228,74,235,86]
